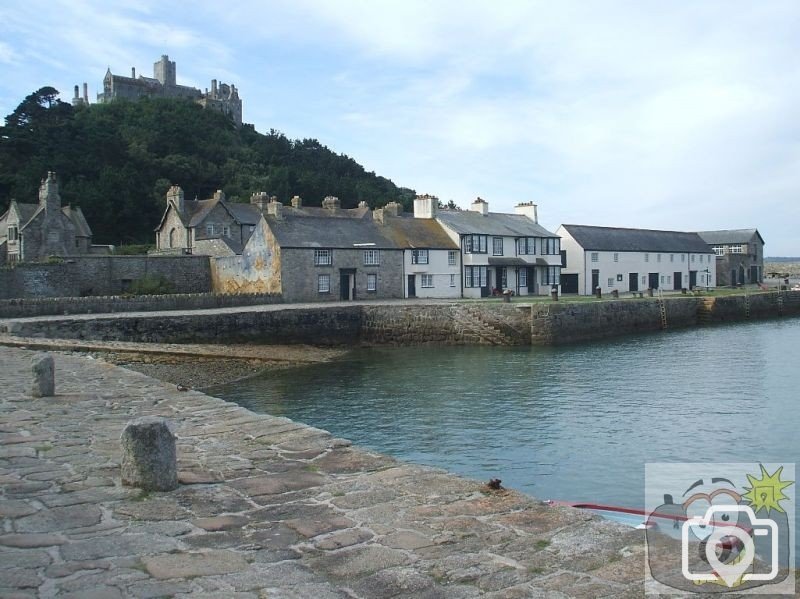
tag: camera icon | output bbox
[681,505,779,587]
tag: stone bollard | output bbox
[30,353,55,397]
[120,416,178,491]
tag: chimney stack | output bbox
[470,197,488,216]
[413,194,438,219]
[211,79,218,97]
[83,82,88,103]
[322,196,340,211]
[383,201,402,217]
[291,195,302,208]
[267,198,283,219]
[132,67,136,78]
[250,191,269,211]
[74,85,80,100]
[514,202,538,223]
[167,185,185,214]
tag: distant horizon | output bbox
[2,1,799,254]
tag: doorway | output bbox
[629,272,638,292]
[407,274,416,298]
[648,272,659,290]
[673,271,682,290]
[340,269,356,300]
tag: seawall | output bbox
[2,292,799,347]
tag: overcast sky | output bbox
[2,1,798,254]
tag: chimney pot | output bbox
[470,197,489,216]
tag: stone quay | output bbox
[0,346,644,597]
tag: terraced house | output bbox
[696,229,764,286]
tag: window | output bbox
[657,254,661,263]
[543,238,560,255]
[542,266,560,285]
[464,266,487,287]
[681,254,686,262]
[7,226,18,242]
[730,245,744,254]
[616,274,623,281]
[501,269,508,287]
[206,224,214,236]
[642,275,646,285]
[670,254,674,262]
[249,225,256,234]
[314,249,332,265]
[591,252,599,262]
[644,253,649,262]
[713,246,724,256]
[421,274,434,288]
[449,274,456,287]
[463,235,487,254]
[75,239,80,248]
[222,225,230,237]
[691,254,695,262]
[448,250,457,266]
[493,237,504,256]
[519,269,528,287]
[367,273,377,292]
[517,238,536,255]
[411,249,429,264]
[363,249,380,265]
[661,275,665,284]
[667,275,672,283]
[613,253,619,262]
[608,277,614,287]
[317,274,330,293]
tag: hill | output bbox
[0,87,415,244]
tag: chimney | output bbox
[83,82,88,103]
[131,67,136,78]
[74,85,80,101]
[167,185,185,214]
[322,195,340,211]
[372,208,385,224]
[383,201,402,217]
[291,195,302,208]
[358,201,368,209]
[211,79,218,96]
[213,189,225,201]
[39,171,61,211]
[470,197,488,216]
[515,202,538,223]
[267,198,283,219]
[250,191,269,211]
[413,194,438,219]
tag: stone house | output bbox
[0,172,93,264]
[557,224,716,295]
[696,229,765,286]
[435,198,562,298]
[376,196,462,299]
[154,186,260,257]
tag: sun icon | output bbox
[742,464,794,514]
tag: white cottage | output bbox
[436,199,562,298]
[557,224,716,295]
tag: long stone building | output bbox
[74,55,243,126]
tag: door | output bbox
[629,272,638,292]
[750,265,759,284]
[689,270,697,289]
[591,269,599,293]
[561,273,579,294]
[407,274,416,298]
[730,269,737,286]
[648,272,659,289]
[340,273,351,300]
[673,272,682,290]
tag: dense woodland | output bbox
[0,87,415,244]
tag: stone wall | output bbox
[211,220,280,295]
[705,292,800,322]
[0,255,212,299]
[0,292,281,318]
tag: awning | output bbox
[487,257,529,266]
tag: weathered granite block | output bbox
[30,353,55,397]
[120,417,178,491]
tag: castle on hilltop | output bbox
[72,55,242,127]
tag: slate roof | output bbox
[560,224,712,253]
[436,210,558,238]
[266,214,398,249]
[12,203,41,229]
[696,229,764,246]
[62,206,92,237]
[227,203,260,225]
[381,215,459,250]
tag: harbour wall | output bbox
[1,292,798,346]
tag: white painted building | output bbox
[377,196,461,298]
[436,198,562,298]
[557,224,716,295]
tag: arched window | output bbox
[169,228,176,248]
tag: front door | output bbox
[648,272,659,290]
[689,270,697,289]
[591,269,599,293]
[629,272,638,292]
[340,273,351,300]
[673,271,682,290]
[750,265,760,284]
[407,274,416,298]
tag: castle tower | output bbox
[154,55,176,87]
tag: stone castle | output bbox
[72,55,242,126]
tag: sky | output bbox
[1,1,799,254]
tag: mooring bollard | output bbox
[120,416,178,491]
[30,353,55,397]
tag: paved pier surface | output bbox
[0,347,645,598]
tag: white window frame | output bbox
[644,253,649,262]
[363,249,380,266]
[317,274,331,293]
[613,253,618,262]
[366,273,377,292]
[448,250,457,266]
[519,268,527,287]
[421,274,434,288]
[449,274,456,287]
[411,249,429,264]
[591,252,599,262]
[492,237,504,256]
[314,249,332,266]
